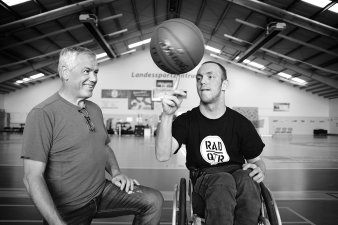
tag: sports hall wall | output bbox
[1,48,335,135]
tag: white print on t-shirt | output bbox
[200,136,230,165]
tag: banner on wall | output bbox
[152,89,187,102]
[128,90,153,110]
[102,89,128,98]
[156,80,173,88]
[101,89,153,110]
[152,79,187,102]
[273,103,290,112]
[153,80,174,102]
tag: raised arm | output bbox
[155,90,186,162]
[23,159,66,225]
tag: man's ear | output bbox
[60,66,69,81]
[221,80,229,91]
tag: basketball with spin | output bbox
[150,18,205,74]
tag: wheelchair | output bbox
[172,178,282,225]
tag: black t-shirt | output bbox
[172,107,265,170]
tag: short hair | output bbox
[58,46,96,75]
[202,61,227,80]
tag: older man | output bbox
[22,46,163,225]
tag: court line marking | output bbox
[282,222,312,224]
[0,164,22,166]
[0,206,321,225]
[0,205,321,225]
[280,207,316,225]
[0,188,26,191]
[94,222,171,225]
[263,166,338,170]
[0,221,172,225]
[0,204,34,207]
[0,205,174,210]
[0,208,317,225]
[2,164,338,170]
[122,167,338,170]
[0,220,42,223]
[1,190,338,201]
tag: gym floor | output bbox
[0,132,338,225]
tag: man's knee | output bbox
[143,187,164,211]
[232,169,256,185]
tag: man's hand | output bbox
[242,163,265,183]
[111,174,140,193]
[162,90,186,115]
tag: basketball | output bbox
[150,18,205,74]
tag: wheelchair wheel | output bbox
[178,178,187,225]
[188,179,194,222]
[260,183,282,225]
[172,183,178,225]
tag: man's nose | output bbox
[200,76,207,84]
[89,72,97,82]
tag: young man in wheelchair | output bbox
[155,61,266,225]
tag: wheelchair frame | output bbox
[172,178,282,225]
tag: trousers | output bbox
[192,169,261,225]
[44,180,163,225]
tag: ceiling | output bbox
[0,0,338,99]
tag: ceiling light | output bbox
[128,38,151,49]
[120,49,136,56]
[277,72,292,79]
[205,45,221,54]
[22,78,30,82]
[15,80,23,84]
[30,73,45,80]
[210,54,269,75]
[279,76,307,86]
[96,53,108,59]
[242,59,265,69]
[98,58,110,64]
[249,62,265,69]
[291,77,307,85]
[2,0,30,6]
[301,0,332,8]
[278,77,293,84]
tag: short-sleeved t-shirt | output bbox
[21,93,110,209]
[172,107,265,170]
